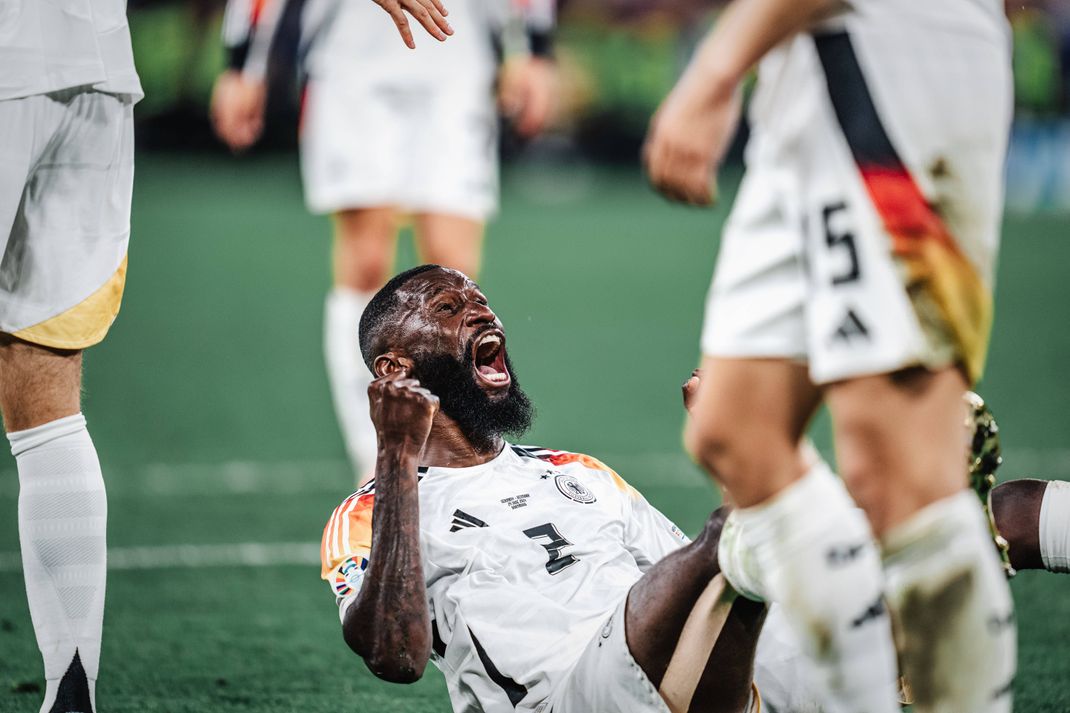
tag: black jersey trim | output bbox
[345,472,424,501]
[469,627,528,707]
[812,31,902,170]
[431,620,447,659]
[510,445,557,461]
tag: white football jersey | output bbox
[321,444,689,713]
[304,0,501,88]
[747,0,1009,171]
[0,0,142,101]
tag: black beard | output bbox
[411,349,535,452]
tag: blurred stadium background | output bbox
[2,1,1069,710]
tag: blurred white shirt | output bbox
[0,0,142,101]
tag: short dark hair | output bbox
[359,264,444,368]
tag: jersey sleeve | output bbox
[221,0,289,78]
[320,486,375,619]
[518,0,555,58]
[623,490,691,572]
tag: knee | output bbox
[333,210,395,292]
[830,410,892,494]
[684,415,798,499]
[684,414,738,481]
[420,239,482,279]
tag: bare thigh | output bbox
[332,207,399,292]
[413,213,484,280]
[626,508,768,713]
[825,366,969,536]
[0,334,82,432]
[685,356,821,507]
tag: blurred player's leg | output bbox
[828,370,1016,711]
[2,340,105,713]
[325,208,398,484]
[413,213,484,280]
[685,357,901,713]
[992,479,1070,574]
[1,88,132,713]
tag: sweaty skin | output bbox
[346,268,769,709]
[343,368,436,682]
[341,271,510,680]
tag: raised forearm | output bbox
[679,0,840,104]
[344,447,430,683]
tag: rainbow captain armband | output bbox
[333,556,370,597]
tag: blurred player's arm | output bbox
[341,370,437,683]
[211,0,454,151]
[644,0,841,206]
[498,0,557,139]
[211,0,284,152]
[992,479,1070,574]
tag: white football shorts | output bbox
[701,18,1011,385]
[0,88,133,349]
[299,75,498,221]
[546,597,760,713]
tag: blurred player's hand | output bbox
[682,368,702,413]
[369,369,440,455]
[210,71,267,153]
[372,0,453,49]
[498,56,555,139]
[643,76,742,207]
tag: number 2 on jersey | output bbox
[523,522,579,575]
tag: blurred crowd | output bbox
[125,0,1070,211]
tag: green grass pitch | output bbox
[1,153,1067,712]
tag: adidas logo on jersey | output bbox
[450,509,489,532]
[829,307,870,344]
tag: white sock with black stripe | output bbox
[11,413,107,713]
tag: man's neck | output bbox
[419,417,503,469]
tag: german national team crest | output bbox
[333,556,369,597]
[554,474,597,504]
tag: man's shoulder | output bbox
[510,444,604,469]
[510,444,638,496]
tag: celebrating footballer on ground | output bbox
[319,265,1070,713]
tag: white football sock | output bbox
[883,490,1017,713]
[733,462,900,713]
[325,287,377,483]
[717,510,769,602]
[11,413,107,713]
[1039,480,1070,573]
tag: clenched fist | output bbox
[369,370,440,453]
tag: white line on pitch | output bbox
[1,449,1067,499]
[0,542,321,574]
